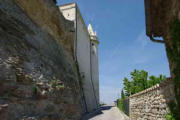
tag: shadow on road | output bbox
[101,106,113,110]
[82,106,113,120]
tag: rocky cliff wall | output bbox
[129,78,175,120]
[0,0,83,120]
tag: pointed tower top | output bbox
[88,24,96,36]
[88,24,99,44]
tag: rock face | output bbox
[0,0,83,119]
[129,78,175,120]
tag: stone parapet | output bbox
[129,78,175,120]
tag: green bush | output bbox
[165,108,175,120]
[57,84,64,90]
[117,98,123,111]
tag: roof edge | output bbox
[59,2,76,7]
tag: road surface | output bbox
[82,106,129,120]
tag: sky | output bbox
[57,0,170,104]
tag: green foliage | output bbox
[117,98,123,111]
[50,79,57,88]
[123,77,131,96]
[57,84,64,90]
[148,74,166,87]
[117,97,129,115]
[35,86,40,91]
[130,69,148,93]
[166,19,180,120]
[50,77,64,90]
[165,106,176,120]
[121,89,125,99]
[165,112,175,120]
[123,69,166,96]
[34,85,40,94]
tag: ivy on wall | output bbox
[166,19,180,120]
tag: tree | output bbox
[121,89,125,99]
[130,69,148,93]
[123,77,131,96]
[158,74,166,82]
[148,74,166,88]
[122,69,166,96]
[140,70,148,89]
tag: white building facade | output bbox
[59,3,99,113]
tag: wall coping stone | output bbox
[129,78,172,98]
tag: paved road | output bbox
[82,106,129,120]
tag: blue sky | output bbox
[57,0,170,104]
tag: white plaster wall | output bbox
[90,41,99,105]
[59,4,76,21]
[76,11,97,112]
[59,4,98,112]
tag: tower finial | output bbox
[88,24,99,44]
[88,24,96,36]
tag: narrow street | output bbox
[83,106,129,120]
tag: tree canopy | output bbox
[122,69,166,97]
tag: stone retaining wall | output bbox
[129,78,175,120]
[0,0,83,119]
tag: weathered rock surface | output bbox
[0,0,83,119]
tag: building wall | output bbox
[90,40,99,104]
[59,3,98,112]
[59,3,76,21]
[76,9,98,112]
[129,78,175,120]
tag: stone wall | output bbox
[0,0,84,120]
[129,78,175,120]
